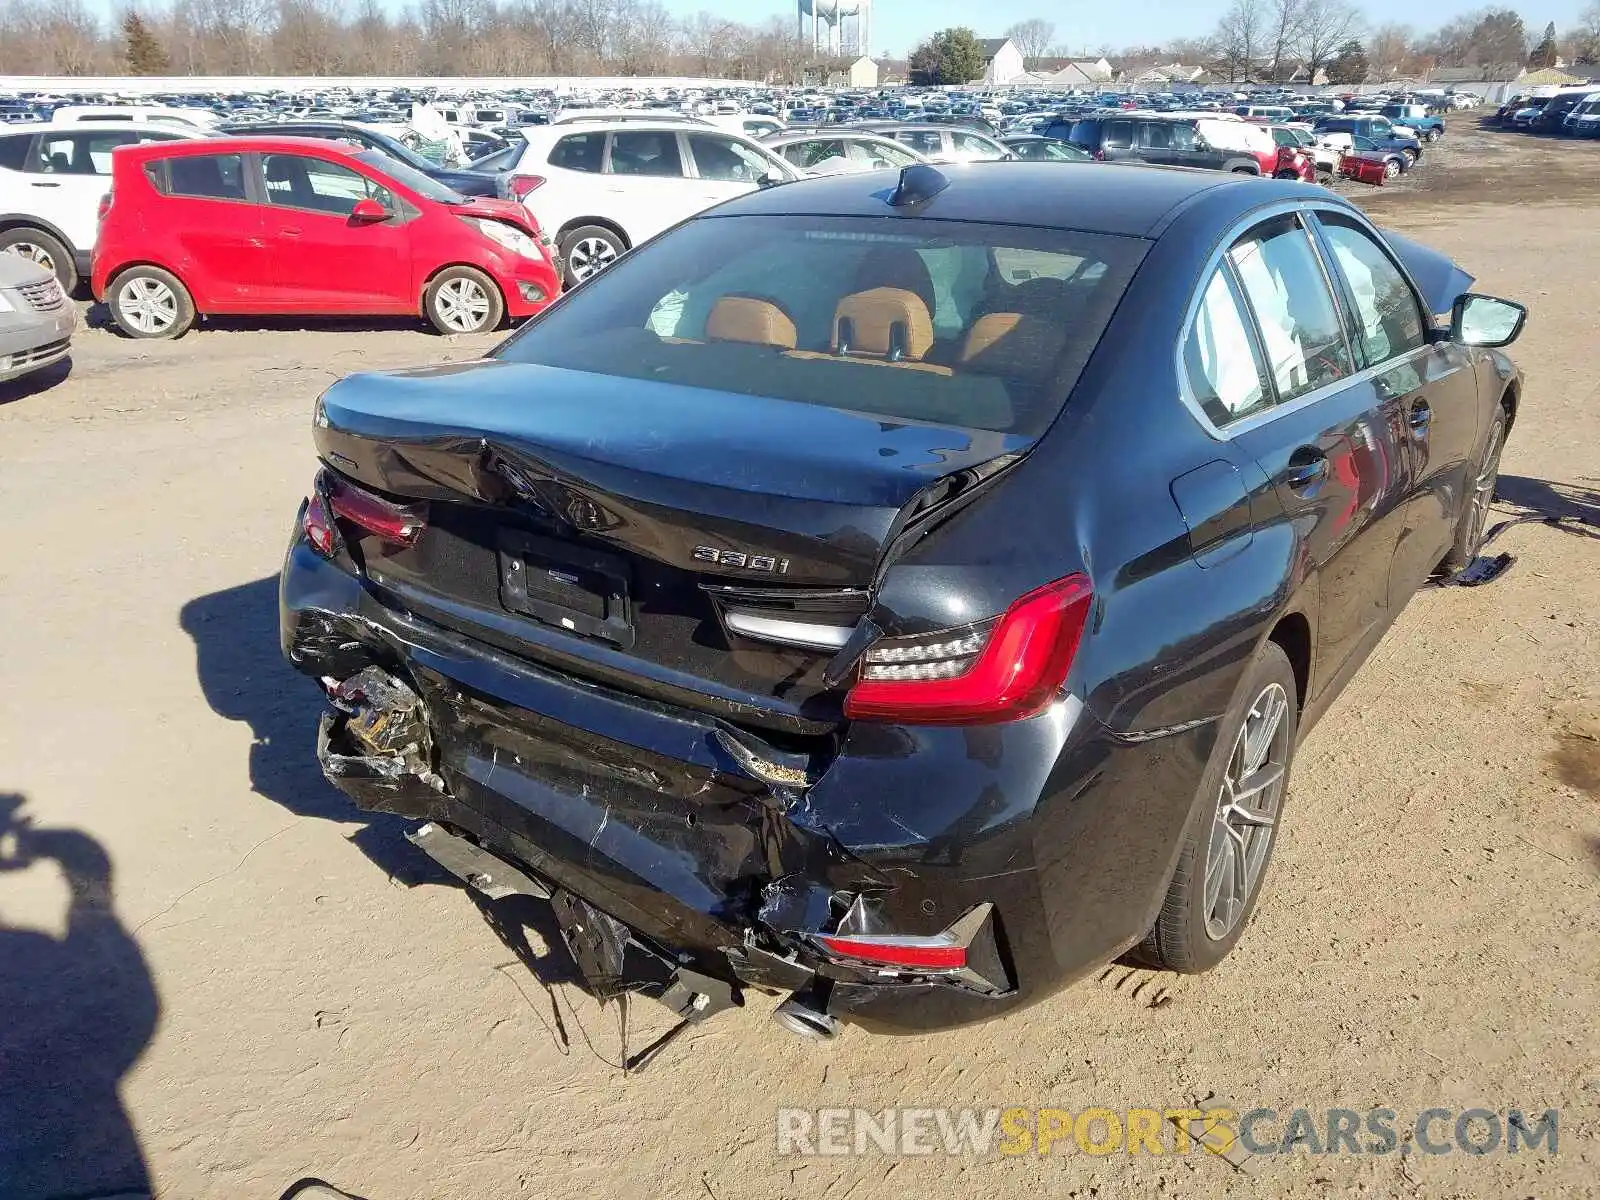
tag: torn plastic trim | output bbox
[808,899,1014,997]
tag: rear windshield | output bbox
[495,214,1146,437]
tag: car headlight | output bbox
[470,217,541,259]
[0,291,13,314]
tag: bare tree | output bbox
[1004,18,1055,64]
[1298,0,1361,81]
[1571,0,1600,63]
[1215,0,1267,81]
[1264,0,1305,81]
[1366,22,1413,75]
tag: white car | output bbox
[0,122,206,291]
[49,104,217,131]
[763,131,925,176]
[502,122,802,286]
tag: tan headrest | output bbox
[958,312,1066,379]
[832,287,935,361]
[706,296,797,349]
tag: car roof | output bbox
[710,161,1316,238]
[520,120,724,142]
[116,134,362,160]
[763,130,899,145]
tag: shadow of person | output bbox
[0,792,158,1199]
[178,575,452,887]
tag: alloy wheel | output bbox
[4,241,55,272]
[116,276,179,335]
[1203,682,1290,941]
[435,277,491,332]
[1465,425,1505,555]
[568,236,618,281]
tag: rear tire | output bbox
[1131,641,1300,974]
[1442,407,1507,572]
[108,265,194,339]
[1427,128,1443,142]
[0,227,76,293]
[1384,158,1402,180]
[423,266,504,335]
[558,224,626,287]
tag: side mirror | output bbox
[759,166,788,188]
[1451,293,1527,347]
[350,197,391,223]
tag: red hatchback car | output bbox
[92,136,561,338]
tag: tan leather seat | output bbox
[958,312,1066,379]
[705,296,798,348]
[831,287,936,362]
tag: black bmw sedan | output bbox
[279,163,1526,1036]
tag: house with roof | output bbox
[978,37,1026,85]
[1037,58,1116,89]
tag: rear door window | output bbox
[32,131,139,175]
[896,130,945,156]
[1183,268,1273,427]
[162,153,248,200]
[1226,214,1353,401]
[1102,120,1134,150]
[548,132,604,173]
[607,131,684,177]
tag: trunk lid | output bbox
[315,360,1027,727]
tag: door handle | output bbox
[1408,401,1432,432]
[1281,448,1329,493]
[29,181,60,188]
[279,227,302,238]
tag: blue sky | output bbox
[721,0,1591,57]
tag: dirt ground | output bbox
[2,122,1598,1200]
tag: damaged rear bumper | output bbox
[282,536,1211,1033]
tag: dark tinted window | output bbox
[0,133,30,171]
[1102,120,1134,149]
[608,130,683,177]
[494,214,1147,437]
[549,132,603,172]
[164,153,247,200]
[1066,120,1099,148]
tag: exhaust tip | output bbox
[772,994,841,1041]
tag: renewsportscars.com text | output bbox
[775,1106,1559,1158]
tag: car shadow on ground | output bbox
[179,576,588,998]
[0,357,72,404]
[1495,474,1600,536]
[179,575,450,888]
[0,792,157,1199]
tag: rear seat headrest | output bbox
[706,295,798,349]
[832,287,935,362]
[959,312,1066,379]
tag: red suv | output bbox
[92,137,561,338]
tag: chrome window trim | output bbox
[1175,198,1441,442]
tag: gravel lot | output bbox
[2,123,1598,1200]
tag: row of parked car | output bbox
[1489,86,1600,136]
[0,101,1440,349]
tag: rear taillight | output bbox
[507,174,545,200]
[843,574,1093,725]
[302,471,427,558]
[815,935,967,970]
[1092,148,1106,161]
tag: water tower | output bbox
[798,0,872,58]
